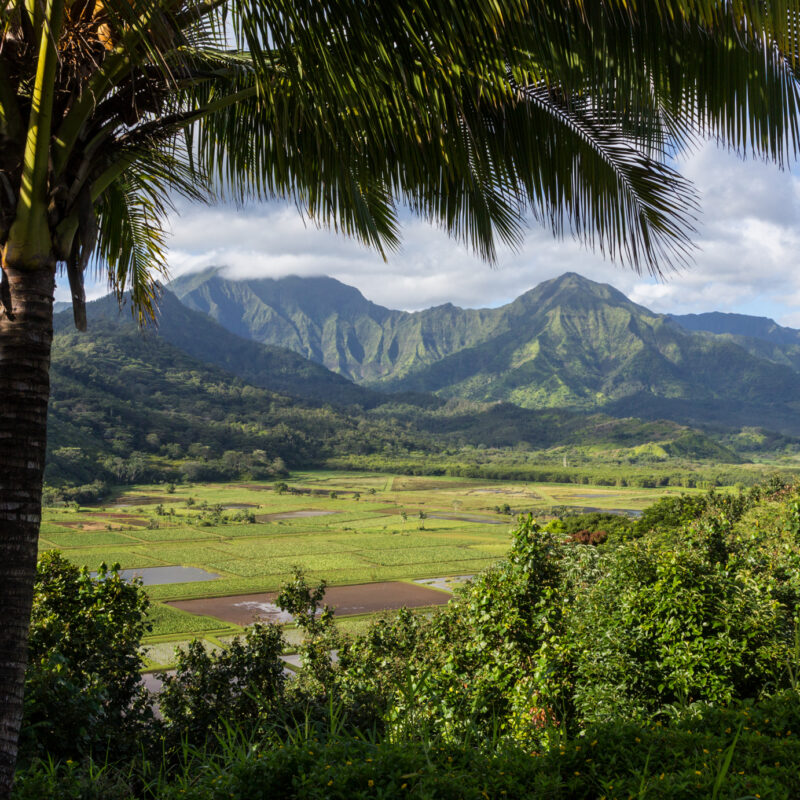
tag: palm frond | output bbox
[5,0,800,323]
[92,144,204,321]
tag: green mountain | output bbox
[55,290,382,408]
[169,268,503,382]
[169,270,800,435]
[46,289,744,491]
[383,275,800,426]
[670,311,800,347]
[669,312,800,373]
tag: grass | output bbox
[129,527,224,542]
[146,604,235,637]
[18,695,800,799]
[59,549,166,569]
[358,545,493,566]
[141,636,227,669]
[42,531,140,548]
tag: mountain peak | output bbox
[508,271,637,316]
[545,271,628,297]
[169,271,383,320]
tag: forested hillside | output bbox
[60,292,383,408]
[47,316,424,494]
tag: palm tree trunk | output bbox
[0,265,54,799]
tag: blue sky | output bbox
[61,141,800,325]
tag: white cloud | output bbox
[61,141,800,324]
[163,203,660,311]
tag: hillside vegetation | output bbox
[48,294,778,498]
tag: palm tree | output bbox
[1,0,799,792]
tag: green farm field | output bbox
[39,470,711,664]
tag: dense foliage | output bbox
[20,554,152,765]
[14,479,800,797]
[157,625,286,752]
[47,298,787,500]
[327,451,779,491]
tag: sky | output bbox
[60,140,800,326]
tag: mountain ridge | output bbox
[670,311,800,346]
[166,270,800,434]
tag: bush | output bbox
[15,693,800,799]
[157,624,286,751]
[545,511,633,541]
[332,493,800,741]
[563,520,800,722]
[20,552,152,764]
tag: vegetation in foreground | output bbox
[14,477,800,798]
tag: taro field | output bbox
[38,470,700,669]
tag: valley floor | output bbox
[40,470,703,669]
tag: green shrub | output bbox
[333,491,800,740]
[20,552,151,764]
[563,520,800,722]
[157,623,286,751]
[15,693,800,799]
[545,511,633,541]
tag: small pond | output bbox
[91,565,220,585]
[428,514,506,525]
[577,506,644,518]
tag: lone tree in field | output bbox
[2,0,800,793]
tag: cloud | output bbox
[60,142,800,324]
[163,203,660,311]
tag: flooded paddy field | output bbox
[167,581,451,626]
[414,575,474,593]
[92,565,220,586]
[428,513,506,525]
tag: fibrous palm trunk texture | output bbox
[0,267,54,799]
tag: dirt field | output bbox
[111,495,171,506]
[167,581,451,626]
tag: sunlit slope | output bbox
[169,268,503,381]
[670,311,800,372]
[386,274,800,418]
[169,271,800,433]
